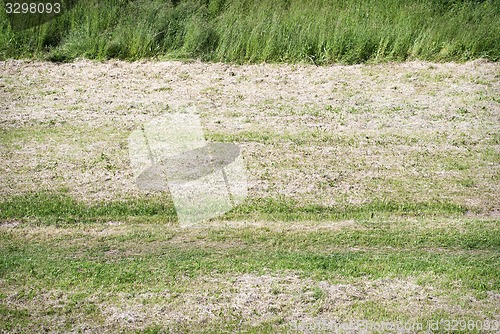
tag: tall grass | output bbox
[0,0,498,63]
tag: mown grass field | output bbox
[0,59,499,332]
[0,0,499,63]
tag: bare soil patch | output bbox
[2,273,498,333]
[1,59,498,212]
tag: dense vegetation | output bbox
[0,0,498,63]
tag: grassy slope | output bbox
[0,0,499,63]
[0,59,499,332]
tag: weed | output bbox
[0,0,498,63]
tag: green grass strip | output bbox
[0,192,467,225]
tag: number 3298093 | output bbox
[5,2,61,14]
